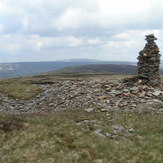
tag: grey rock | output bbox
[84,108,94,113]
[139,91,146,98]
[152,91,162,96]
[49,103,54,107]
[104,133,112,138]
[106,100,110,104]
[156,112,163,114]
[76,123,82,126]
[123,89,129,93]
[112,125,125,132]
[128,128,135,133]
[159,108,163,112]
[0,77,162,114]
[93,129,106,138]
[130,86,138,91]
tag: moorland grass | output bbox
[0,109,162,163]
[0,82,42,100]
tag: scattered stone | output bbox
[93,129,106,138]
[105,133,112,137]
[159,108,163,112]
[83,120,97,124]
[76,122,82,126]
[101,109,108,112]
[94,159,103,163]
[130,86,139,91]
[123,133,137,138]
[123,89,129,93]
[139,91,146,98]
[49,103,53,107]
[84,108,94,113]
[130,104,137,107]
[106,100,110,104]
[98,96,106,100]
[104,133,116,139]
[128,128,135,133]
[152,91,162,96]
[0,73,162,114]
[112,125,125,133]
[156,111,163,114]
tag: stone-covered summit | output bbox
[137,34,161,86]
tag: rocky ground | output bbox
[0,77,163,114]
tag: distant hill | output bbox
[54,64,138,74]
[0,60,136,78]
[0,59,162,78]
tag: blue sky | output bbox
[0,0,163,62]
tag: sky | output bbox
[0,0,163,63]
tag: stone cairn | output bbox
[137,34,161,86]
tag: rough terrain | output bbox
[0,74,162,114]
[0,73,163,163]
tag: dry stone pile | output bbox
[0,78,162,114]
[137,34,161,86]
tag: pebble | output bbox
[105,133,112,137]
[152,91,162,96]
[128,128,135,133]
[101,109,108,112]
[93,129,106,138]
[84,108,94,113]
[130,86,138,91]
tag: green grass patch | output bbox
[0,109,162,163]
[0,83,42,100]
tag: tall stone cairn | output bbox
[137,34,161,86]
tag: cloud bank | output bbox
[0,0,163,62]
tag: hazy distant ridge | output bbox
[54,64,138,74]
[0,60,137,78]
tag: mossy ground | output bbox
[0,109,162,163]
[0,82,42,100]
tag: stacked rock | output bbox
[137,34,161,86]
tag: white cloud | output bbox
[54,0,151,30]
[98,0,149,15]
[0,1,10,14]
[55,8,82,30]
[27,35,84,50]
[0,0,163,62]
[112,33,130,40]
[24,0,44,8]
[0,34,85,52]
[22,17,30,30]
[0,42,21,53]
[87,38,101,45]
[7,44,21,53]
[0,24,4,33]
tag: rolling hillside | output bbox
[54,64,163,75]
[54,64,138,74]
[0,60,136,78]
